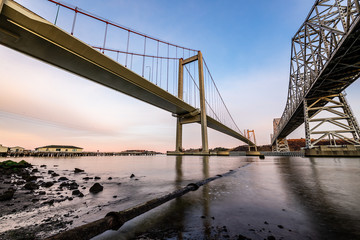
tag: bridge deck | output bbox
[0,0,252,145]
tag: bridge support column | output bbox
[198,51,209,154]
[175,58,184,153]
[303,93,360,153]
[272,138,290,152]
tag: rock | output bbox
[94,176,101,180]
[41,181,54,188]
[277,225,284,229]
[60,181,78,190]
[267,236,276,240]
[113,195,117,198]
[68,197,73,201]
[82,177,93,180]
[24,182,39,190]
[42,199,54,205]
[74,168,84,173]
[78,192,84,197]
[89,183,103,194]
[58,177,69,181]
[264,221,269,225]
[32,168,39,173]
[38,191,46,195]
[72,190,81,195]
[108,177,112,180]
[0,189,15,201]
[52,172,60,177]
[48,170,54,174]
[40,165,47,168]
[130,174,135,178]
[53,165,58,167]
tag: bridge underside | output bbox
[277,19,360,140]
[0,1,252,146]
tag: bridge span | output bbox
[272,0,360,156]
[0,0,254,154]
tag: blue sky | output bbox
[1,0,359,152]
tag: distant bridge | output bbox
[272,0,360,155]
[0,0,254,154]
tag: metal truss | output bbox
[272,138,290,152]
[273,0,360,144]
[303,93,360,148]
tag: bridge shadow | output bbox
[275,157,360,240]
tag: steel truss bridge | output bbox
[272,0,360,153]
[0,0,254,154]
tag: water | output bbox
[1,155,360,239]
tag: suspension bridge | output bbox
[0,0,254,154]
[272,0,360,156]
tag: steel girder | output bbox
[272,0,360,144]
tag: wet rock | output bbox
[108,177,112,180]
[277,225,284,229]
[267,236,276,240]
[53,165,58,167]
[24,182,39,190]
[237,234,251,240]
[74,168,84,173]
[113,195,117,198]
[0,189,15,201]
[40,165,47,168]
[42,199,54,205]
[89,183,103,194]
[52,172,60,177]
[130,174,135,178]
[15,180,26,185]
[38,191,46,195]
[48,170,54,174]
[94,176,101,180]
[78,192,84,197]
[72,190,81,195]
[60,181,78,190]
[68,197,73,201]
[58,177,68,181]
[41,181,54,188]
[264,221,269,225]
[31,168,39,173]
[82,177,93,180]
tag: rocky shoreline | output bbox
[0,160,111,240]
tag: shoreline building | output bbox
[0,144,9,156]
[35,145,83,153]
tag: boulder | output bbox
[24,182,39,190]
[0,189,15,201]
[89,183,103,194]
[74,168,84,173]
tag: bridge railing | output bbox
[20,0,244,137]
[273,0,360,143]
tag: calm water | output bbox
[1,155,360,239]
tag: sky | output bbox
[1,0,359,152]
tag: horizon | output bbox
[1,0,359,152]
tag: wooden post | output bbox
[176,58,184,152]
[198,51,209,153]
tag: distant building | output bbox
[9,146,25,153]
[35,145,83,153]
[0,144,9,154]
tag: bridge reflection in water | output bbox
[93,156,360,240]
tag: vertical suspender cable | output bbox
[71,7,78,35]
[142,37,147,77]
[54,4,60,25]
[102,22,108,54]
[125,30,130,67]
[151,57,154,83]
[156,41,159,85]
[167,44,169,91]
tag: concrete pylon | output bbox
[174,51,209,154]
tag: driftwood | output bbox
[46,163,250,240]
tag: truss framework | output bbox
[273,0,360,144]
[303,93,360,148]
[272,138,290,152]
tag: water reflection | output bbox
[202,156,211,238]
[276,157,360,239]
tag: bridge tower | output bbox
[303,93,360,151]
[175,51,209,154]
